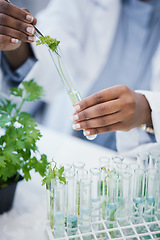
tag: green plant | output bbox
[0,79,50,187]
[42,159,66,186]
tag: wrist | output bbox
[3,42,32,70]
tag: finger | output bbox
[83,122,123,136]
[22,8,37,25]
[72,99,121,121]
[72,111,122,130]
[0,1,35,24]
[0,25,35,43]
[74,86,121,112]
[0,34,18,50]
[0,13,35,37]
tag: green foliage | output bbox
[36,36,60,52]
[0,79,49,186]
[42,160,66,186]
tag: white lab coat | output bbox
[1,0,160,156]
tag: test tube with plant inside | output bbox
[36,36,97,141]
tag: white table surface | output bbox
[0,125,134,240]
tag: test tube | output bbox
[137,152,150,170]
[106,171,118,229]
[73,161,85,174]
[53,180,65,238]
[49,48,97,141]
[99,157,114,220]
[76,169,88,223]
[116,162,128,173]
[65,171,78,236]
[79,178,92,234]
[131,169,145,224]
[117,172,132,226]
[112,155,124,169]
[144,168,159,222]
[151,150,160,219]
[90,168,101,223]
[149,150,160,171]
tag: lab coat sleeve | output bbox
[135,90,160,142]
[116,90,160,158]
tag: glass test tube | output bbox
[46,182,51,222]
[73,161,85,174]
[65,171,78,236]
[76,169,88,222]
[49,48,97,141]
[117,172,132,226]
[112,155,124,169]
[128,163,140,199]
[50,179,56,229]
[99,157,114,220]
[53,180,65,238]
[144,168,158,222]
[137,152,150,170]
[132,169,145,224]
[149,150,160,168]
[90,168,101,223]
[151,150,160,219]
[79,178,92,234]
[106,171,118,229]
[116,162,128,173]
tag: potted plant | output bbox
[0,79,50,214]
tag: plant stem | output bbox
[57,56,77,104]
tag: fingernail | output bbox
[26,15,34,22]
[28,36,35,41]
[11,38,18,44]
[74,105,80,111]
[26,26,35,34]
[72,123,81,130]
[83,130,90,136]
[72,114,79,121]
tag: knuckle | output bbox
[81,110,88,119]
[0,1,9,13]
[0,13,6,25]
[81,100,88,110]
[120,85,129,93]
[99,117,106,126]
[16,21,23,31]
[83,120,89,129]
[94,92,103,104]
[17,31,26,40]
[97,104,106,115]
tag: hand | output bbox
[0,0,37,51]
[72,85,152,136]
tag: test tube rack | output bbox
[46,217,160,240]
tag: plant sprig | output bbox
[36,36,60,52]
[42,160,66,186]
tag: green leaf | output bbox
[22,79,45,101]
[36,36,60,52]
[0,155,6,168]
[42,160,66,186]
[0,114,11,127]
[10,87,23,97]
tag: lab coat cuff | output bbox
[135,90,160,143]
